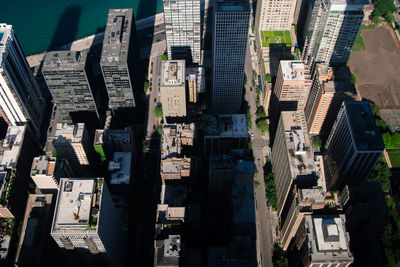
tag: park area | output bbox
[349,25,400,109]
[260,30,292,47]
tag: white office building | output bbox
[163,0,201,63]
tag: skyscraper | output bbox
[0,24,44,136]
[212,0,249,114]
[51,178,123,266]
[255,0,299,32]
[101,9,137,111]
[273,60,312,111]
[163,0,201,63]
[159,60,187,121]
[42,50,99,122]
[324,101,384,190]
[302,0,367,67]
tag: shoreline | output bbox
[26,12,164,68]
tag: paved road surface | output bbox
[245,44,274,267]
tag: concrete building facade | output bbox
[51,178,123,266]
[163,0,201,63]
[324,101,384,190]
[0,24,44,136]
[101,9,137,111]
[160,60,187,121]
[212,0,249,114]
[255,0,298,31]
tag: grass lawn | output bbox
[361,24,375,30]
[353,30,365,51]
[387,149,400,167]
[261,30,292,47]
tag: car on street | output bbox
[158,91,161,97]
[250,87,253,91]
[154,98,157,102]
[251,134,255,140]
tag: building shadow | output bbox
[48,5,82,52]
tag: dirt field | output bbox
[349,26,400,108]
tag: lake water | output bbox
[1,0,163,56]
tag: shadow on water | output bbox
[48,5,82,51]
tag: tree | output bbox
[313,136,323,148]
[143,81,149,93]
[375,119,388,130]
[154,106,163,119]
[350,73,357,84]
[244,73,248,85]
[246,108,252,129]
[368,156,392,192]
[370,102,380,117]
[256,106,267,120]
[256,119,269,135]
[266,74,272,82]
[382,132,400,149]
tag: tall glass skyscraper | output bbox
[0,24,44,136]
[163,0,201,64]
[212,0,249,114]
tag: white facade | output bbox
[0,24,44,136]
[302,0,367,67]
[163,0,201,63]
[256,0,298,31]
[212,1,250,114]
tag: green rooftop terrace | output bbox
[261,31,292,47]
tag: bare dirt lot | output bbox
[349,26,400,108]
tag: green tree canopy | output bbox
[313,136,323,148]
[154,106,163,119]
[383,132,400,149]
[256,119,269,135]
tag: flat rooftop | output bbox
[94,127,132,145]
[101,9,133,63]
[0,126,26,169]
[161,125,182,159]
[331,0,369,7]
[232,183,255,225]
[43,50,87,70]
[299,187,325,203]
[216,0,250,12]
[54,123,85,143]
[344,101,384,151]
[261,31,292,48]
[161,184,187,207]
[280,60,307,81]
[305,214,353,264]
[205,114,248,138]
[108,152,131,185]
[31,156,56,177]
[161,157,191,174]
[52,178,98,229]
[161,60,185,87]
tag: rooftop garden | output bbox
[260,31,292,48]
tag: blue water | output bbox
[1,0,163,56]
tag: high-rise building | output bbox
[94,127,134,160]
[271,111,318,217]
[273,60,312,111]
[212,0,249,114]
[302,0,367,67]
[163,0,201,63]
[255,0,298,31]
[288,214,353,266]
[42,50,99,122]
[0,24,44,135]
[53,123,96,170]
[101,9,137,111]
[160,60,187,121]
[324,101,384,190]
[304,64,356,135]
[51,178,123,267]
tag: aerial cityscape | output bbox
[0,0,400,266]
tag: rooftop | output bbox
[205,114,248,137]
[232,183,255,225]
[161,124,195,159]
[343,101,384,151]
[101,9,133,63]
[31,156,56,177]
[94,127,132,145]
[161,60,185,87]
[280,60,308,81]
[108,152,131,184]
[0,24,13,65]
[53,123,85,144]
[279,112,317,179]
[209,153,254,174]
[330,0,369,8]
[42,50,87,71]
[216,0,250,12]
[157,204,185,224]
[52,178,102,230]
[260,31,292,48]
[0,126,26,169]
[155,235,182,266]
[161,157,191,175]
[305,215,353,264]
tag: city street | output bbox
[245,44,274,267]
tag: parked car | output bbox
[154,98,157,102]
[251,134,255,140]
